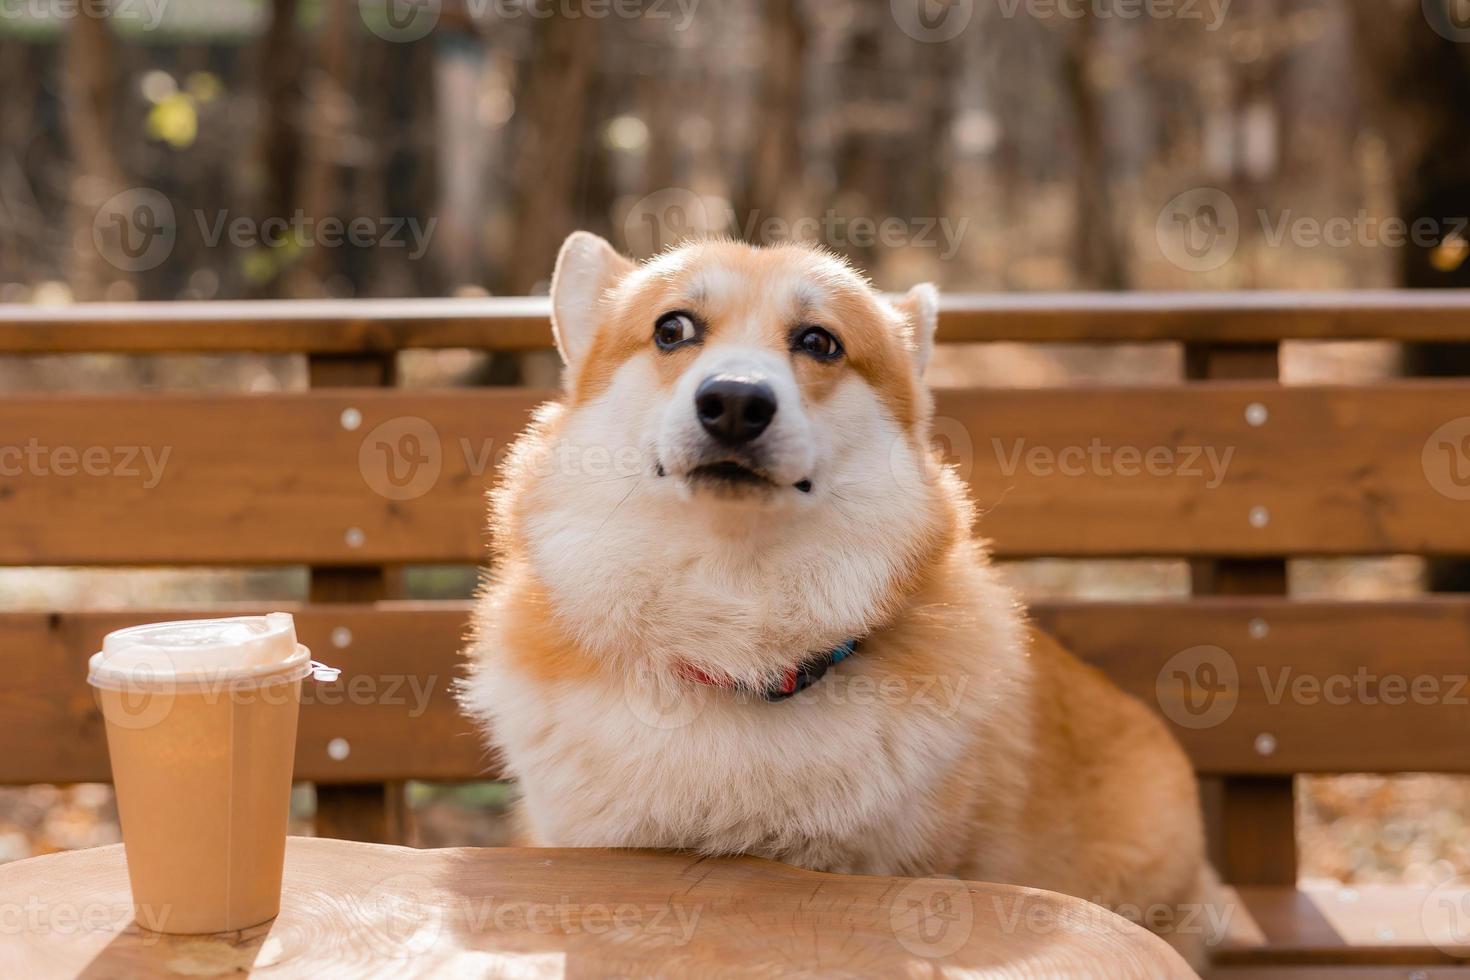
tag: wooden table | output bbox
[1,837,1196,978]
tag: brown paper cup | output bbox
[88,614,322,935]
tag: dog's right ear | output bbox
[550,231,636,367]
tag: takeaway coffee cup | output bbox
[87,613,336,934]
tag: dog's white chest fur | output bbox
[464,620,991,874]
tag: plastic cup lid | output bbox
[88,612,313,690]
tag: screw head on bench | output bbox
[1248,618,1269,640]
[344,527,365,548]
[1254,733,1277,756]
[1244,402,1268,427]
[327,737,350,761]
[340,407,362,431]
[331,627,352,649]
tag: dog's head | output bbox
[550,232,940,504]
[498,232,962,672]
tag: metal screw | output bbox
[1248,618,1269,640]
[327,737,350,761]
[1254,733,1277,756]
[340,407,362,431]
[1245,402,1268,427]
[344,527,365,548]
[331,627,352,649]
[1249,506,1270,528]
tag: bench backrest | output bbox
[5,293,1469,884]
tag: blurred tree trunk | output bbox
[504,11,597,293]
[739,0,806,223]
[63,7,123,300]
[286,0,353,297]
[1350,0,1470,591]
[248,0,306,298]
[1064,11,1125,290]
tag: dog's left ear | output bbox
[550,231,636,367]
[892,283,939,376]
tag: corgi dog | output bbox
[461,232,1216,966]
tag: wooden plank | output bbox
[1219,776,1298,886]
[1209,969,1470,978]
[0,389,536,565]
[1185,340,1297,888]
[307,352,408,844]
[6,382,1470,564]
[0,297,555,353]
[0,838,1197,978]
[1020,598,1470,775]
[1213,882,1470,967]
[6,292,1470,353]
[0,604,486,785]
[5,598,1469,785]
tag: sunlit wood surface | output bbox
[0,837,1195,978]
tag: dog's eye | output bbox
[654,312,699,350]
[792,326,842,360]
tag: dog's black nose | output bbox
[695,376,777,446]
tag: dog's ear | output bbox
[892,283,939,376]
[550,231,636,367]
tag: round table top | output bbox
[1,837,1195,978]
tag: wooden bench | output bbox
[4,293,1470,977]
